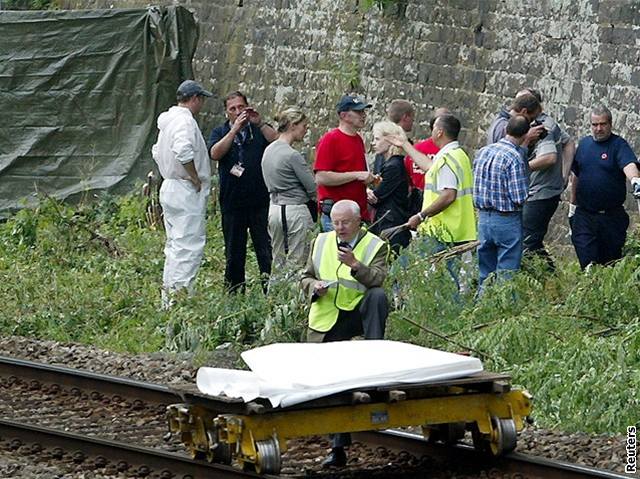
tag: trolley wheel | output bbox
[473,417,517,456]
[188,447,206,460]
[255,437,281,474]
[206,442,232,465]
[423,423,466,445]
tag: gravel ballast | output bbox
[0,335,634,476]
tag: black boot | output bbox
[322,446,347,467]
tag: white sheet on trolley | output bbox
[196,340,483,408]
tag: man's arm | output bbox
[569,172,578,205]
[407,188,456,229]
[507,156,529,207]
[171,121,201,190]
[623,162,640,181]
[386,136,433,171]
[182,161,201,192]
[315,170,373,186]
[527,134,558,171]
[562,139,576,184]
[210,111,249,161]
[258,123,278,142]
[528,152,556,171]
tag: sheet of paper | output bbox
[197,340,483,407]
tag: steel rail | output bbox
[0,418,274,479]
[0,355,179,404]
[353,430,629,479]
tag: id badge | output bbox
[230,163,245,177]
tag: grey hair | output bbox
[591,104,612,124]
[331,199,360,218]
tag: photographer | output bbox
[300,199,389,467]
[209,91,278,293]
[515,88,574,270]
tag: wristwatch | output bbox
[418,211,427,221]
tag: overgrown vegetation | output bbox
[1,0,59,10]
[1,193,638,434]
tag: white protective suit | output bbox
[151,106,211,305]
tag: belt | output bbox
[478,208,521,216]
[577,205,624,215]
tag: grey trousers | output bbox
[307,287,388,448]
[268,203,314,271]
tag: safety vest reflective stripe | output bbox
[308,229,386,333]
[338,278,367,292]
[362,236,384,264]
[424,184,474,196]
[312,233,329,274]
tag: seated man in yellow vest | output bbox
[406,114,477,289]
[300,199,390,467]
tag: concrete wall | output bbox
[62,0,640,242]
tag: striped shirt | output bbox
[473,138,528,212]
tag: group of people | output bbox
[152,79,640,466]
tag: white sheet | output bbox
[196,340,483,408]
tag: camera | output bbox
[531,119,548,140]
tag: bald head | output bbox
[331,199,360,218]
[330,200,361,242]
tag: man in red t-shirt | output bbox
[314,95,375,231]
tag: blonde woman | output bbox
[262,107,317,270]
[368,121,411,251]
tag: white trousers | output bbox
[160,179,208,300]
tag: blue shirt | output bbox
[572,134,636,212]
[473,138,529,212]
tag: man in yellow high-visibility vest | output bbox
[406,114,477,290]
[300,199,389,467]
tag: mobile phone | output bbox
[337,241,352,250]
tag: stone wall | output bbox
[62,0,640,147]
[62,0,640,240]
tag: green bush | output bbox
[0,193,638,434]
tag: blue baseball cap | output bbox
[177,80,212,98]
[336,95,372,113]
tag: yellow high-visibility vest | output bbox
[419,146,477,243]
[308,229,386,333]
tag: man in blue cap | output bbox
[152,80,212,309]
[314,95,376,232]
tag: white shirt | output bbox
[433,141,459,192]
[151,106,211,186]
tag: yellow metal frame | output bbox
[168,389,532,470]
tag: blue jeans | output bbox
[320,213,334,232]
[477,210,523,292]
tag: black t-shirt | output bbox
[208,122,270,212]
[372,154,409,226]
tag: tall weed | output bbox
[0,194,638,433]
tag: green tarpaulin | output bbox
[0,6,198,217]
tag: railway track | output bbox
[0,355,629,478]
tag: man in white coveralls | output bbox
[152,80,212,309]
